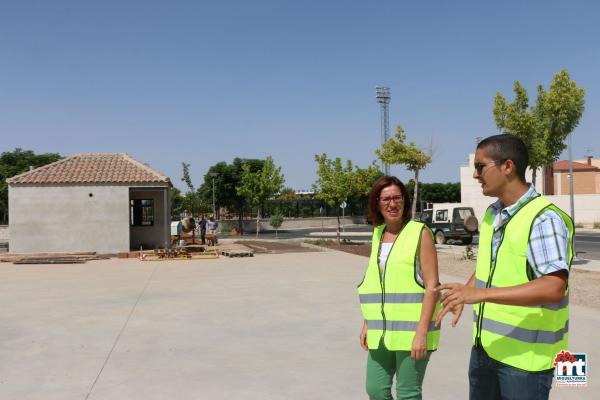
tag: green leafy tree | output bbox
[278,187,297,201]
[419,182,461,206]
[376,126,432,217]
[237,156,285,237]
[353,162,384,197]
[198,158,265,234]
[493,69,585,186]
[0,149,62,223]
[170,187,185,219]
[312,154,380,243]
[269,214,284,238]
[348,162,384,217]
[180,162,203,215]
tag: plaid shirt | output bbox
[489,185,570,278]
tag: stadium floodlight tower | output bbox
[376,86,391,175]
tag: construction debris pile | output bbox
[140,245,220,261]
[219,243,255,257]
[0,252,110,264]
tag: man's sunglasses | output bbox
[474,160,503,174]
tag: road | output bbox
[574,231,600,260]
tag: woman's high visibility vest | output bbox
[358,220,441,351]
[474,195,574,372]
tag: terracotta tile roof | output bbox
[552,160,599,172]
[576,158,600,168]
[7,153,172,185]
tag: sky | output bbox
[1,0,599,191]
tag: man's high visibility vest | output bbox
[474,195,574,371]
[358,220,441,351]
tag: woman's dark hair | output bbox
[367,176,412,226]
[477,134,529,182]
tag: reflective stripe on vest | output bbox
[366,320,439,332]
[474,195,574,371]
[357,220,441,351]
[474,279,569,311]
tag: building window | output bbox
[130,199,154,226]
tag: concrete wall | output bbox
[0,225,8,241]
[9,185,130,254]
[544,194,600,225]
[555,170,599,194]
[129,188,170,250]
[219,216,366,232]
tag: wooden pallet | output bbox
[221,249,254,257]
[140,245,219,261]
[170,233,218,246]
[219,244,254,258]
[3,252,109,264]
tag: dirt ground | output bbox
[235,240,318,254]
[320,241,600,310]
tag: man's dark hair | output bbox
[477,134,529,182]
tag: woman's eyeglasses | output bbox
[474,160,501,174]
[378,195,404,205]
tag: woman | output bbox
[357,176,441,400]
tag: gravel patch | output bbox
[318,242,600,309]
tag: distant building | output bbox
[295,189,315,198]
[545,157,600,195]
[460,154,600,225]
[8,153,172,254]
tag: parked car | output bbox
[416,203,478,245]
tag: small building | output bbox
[460,153,600,225]
[547,157,600,195]
[7,153,172,254]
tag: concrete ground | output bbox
[1,251,597,400]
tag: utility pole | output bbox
[209,172,218,218]
[568,133,577,258]
[376,86,391,175]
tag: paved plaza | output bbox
[1,250,598,399]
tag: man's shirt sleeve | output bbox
[526,210,570,278]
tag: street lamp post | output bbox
[376,86,391,175]
[319,206,324,232]
[209,172,218,218]
[568,133,577,258]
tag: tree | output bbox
[236,156,285,236]
[269,214,284,238]
[180,162,203,215]
[312,154,380,243]
[170,187,185,219]
[376,126,432,217]
[278,187,297,201]
[493,69,585,186]
[197,158,265,234]
[414,182,461,210]
[0,149,62,223]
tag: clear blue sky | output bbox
[1,1,599,191]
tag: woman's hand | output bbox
[411,332,427,360]
[435,302,465,328]
[360,321,368,351]
[449,303,464,327]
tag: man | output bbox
[198,214,207,245]
[206,216,219,245]
[435,134,573,400]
